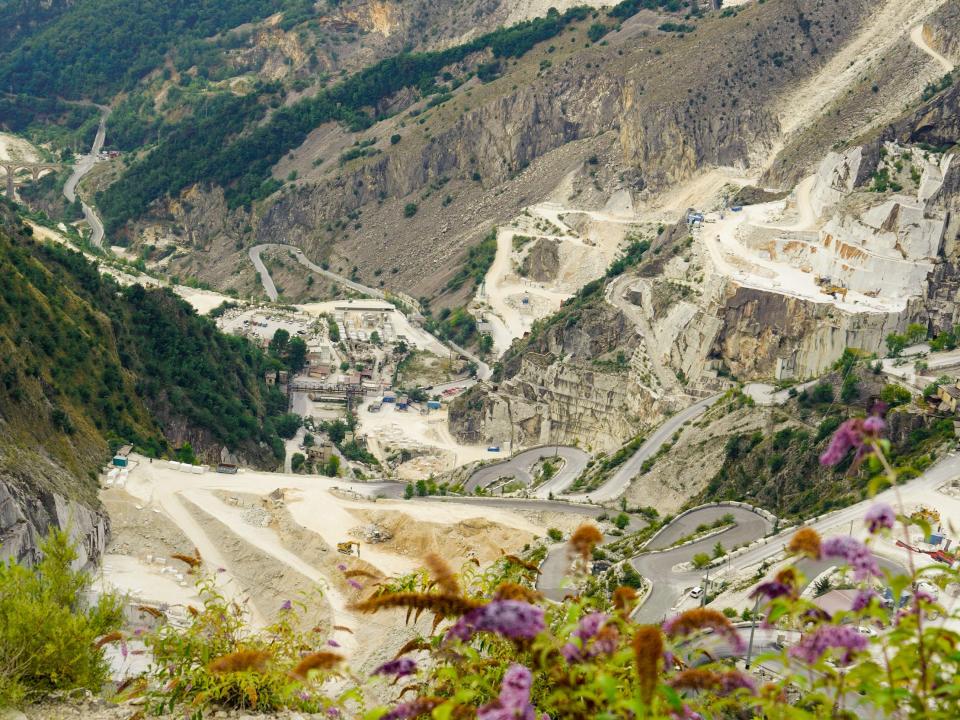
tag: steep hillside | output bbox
[94,0,877,306]
[0,200,288,566]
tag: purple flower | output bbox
[789,625,868,665]
[478,664,536,720]
[719,670,757,695]
[325,708,340,718]
[750,580,793,601]
[821,536,881,581]
[573,612,608,641]
[280,599,293,611]
[851,589,880,612]
[337,563,347,571]
[327,639,340,648]
[383,701,434,720]
[372,657,418,678]
[820,410,886,466]
[348,579,363,590]
[560,642,580,663]
[445,600,545,643]
[865,503,895,533]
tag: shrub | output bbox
[145,578,342,715]
[691,552,711,569]
[613,512,630,530]
[275,413,302,439]
[547,528,563,542]
[880,383,912,407]
[403,202,418,218]
[0,530,123,706]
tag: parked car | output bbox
[689,586,703,599]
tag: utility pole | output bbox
[745,595,762,669]
[701,567,710,608]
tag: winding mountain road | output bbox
[248,242,492,379]
[64,107,109,248]
[564,393,722,503]
[464,446,591,497]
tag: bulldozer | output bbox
[337,541,360,557]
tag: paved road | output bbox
[248,243,492,379]
[564,394,722,503]
[248,245,279,301]
[632,506,774,623]
[464,446,591,497]
[64,107,108,248]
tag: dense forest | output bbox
[0,199,289,472]
[97,6,593,231]
[0,0,317,100]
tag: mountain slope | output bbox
[0,200,288,565]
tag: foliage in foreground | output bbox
[8,411,960,719]
[0,529,123,707]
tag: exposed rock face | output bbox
[451,298,672,451]
[0,480,108,569]
[711,285,902,379]
[928,4,960,62]
[520,238,560,282]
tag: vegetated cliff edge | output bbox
[0,202,289,566]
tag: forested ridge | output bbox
[96,6,593,231]
[0,0,317,100]
[0,199,289,474]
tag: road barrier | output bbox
[641,501,779,552]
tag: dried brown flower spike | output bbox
[568,524,604,561]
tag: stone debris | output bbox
[352,523,392,543]
[241,506,271,527]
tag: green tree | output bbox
[880,383,912,407]
[269,328,290,356]
[0,530,123,705]
[478,334,494,354]
[906,322,927,344]
[323,455,341,477]
[286,336,307,372]
[403,482,414,499]
[176,442,196,464]
[613,512,630,530]
[840,373,860,403]
[712,542,726,559]
[692,552,711,569]
[885,332,908,357]
[275,413,302,439]
[291,452,305,471]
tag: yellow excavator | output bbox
[337,541,360,557]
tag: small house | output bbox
[111,455,128,468]
[937,383,960,413]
